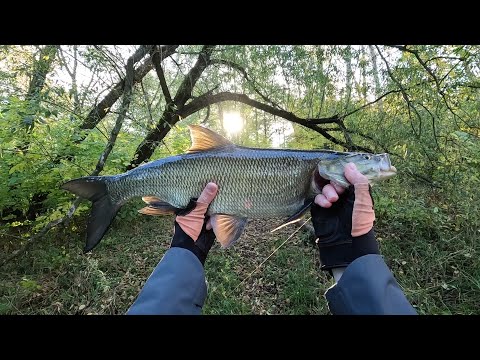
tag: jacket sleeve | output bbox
[325,254,417,315]
[126,247,207,315]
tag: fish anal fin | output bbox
[210,214,248,248]
[187,125,234,153]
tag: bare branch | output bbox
[424,55,466,64]
[79,45,177,131]
[92,56,135,175]
[210,58,283,110]
[342,89,404,118]
[150,45,173,104]
[375,46,423,137]
[180,91,338,127]
[201,104,210,124]
[128,45,217,170]
[179,91,372,152]
[93,45,126,81]
[388,45,468,126]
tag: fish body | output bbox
[62,125,396,252]
[108,147,342,218]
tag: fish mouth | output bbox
[380,165,397,178]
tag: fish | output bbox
[61,125,397,253]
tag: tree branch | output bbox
[92,55,134,175]
[93,45,126,81]
[209,58,283,110]
[388,45,468,126]
[128,45,217,170]
[179,91,372,152]
[79,45,177,131]
[150,45,172,104]
[375,46,423,137]
[342,89,404,118]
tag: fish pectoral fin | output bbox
[210,214,248,248]
[187,125,234,153]
[138,201,179,216]
[270,199,313,233]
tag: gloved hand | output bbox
[311,163,380,272]
[171,182,218,266]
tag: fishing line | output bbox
[234,216,312,291]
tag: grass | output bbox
[1,180,479,315]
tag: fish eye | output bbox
[363,155,371,160]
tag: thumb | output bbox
[197,182,218,205]
[344,162,369,185]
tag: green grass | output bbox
[1,181,479,315]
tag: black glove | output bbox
[310,185,380,272]
[171,198,216,266]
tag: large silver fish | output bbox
[62,125,397,252]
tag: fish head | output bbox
[317,152,397,188]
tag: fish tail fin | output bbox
[61,176,121,253]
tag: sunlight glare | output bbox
[223,112,244,135]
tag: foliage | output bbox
[0,45,479,314]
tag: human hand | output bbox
[311,163,379,272]
[171,182,218,266]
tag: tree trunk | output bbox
[369,45,384,115]
[316,46,327,116]
[344,45,353,112]
[20,45,60,151]
[26,45,59,102]
[343,46,354,149]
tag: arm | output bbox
[126,247,207,315]
[312,163,417,315]
[126,183,218,315]
[326,255,416,315]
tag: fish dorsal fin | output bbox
[210,214,248,248]
[187,125,234,153]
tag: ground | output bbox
[1,197,479,315]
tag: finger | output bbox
[322,184,339,203]
[197,182,218,205]
[314,194,333,208]
[206,218,212,230]
[332,182,346,195]
[344,162,369,185]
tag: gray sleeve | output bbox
[325,254,417,315]
[126,247,207,315]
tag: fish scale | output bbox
[108,148,326,218]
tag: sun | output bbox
[223,112,243,136]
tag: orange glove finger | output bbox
[176,182,218,241]
[344,163,375,237]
